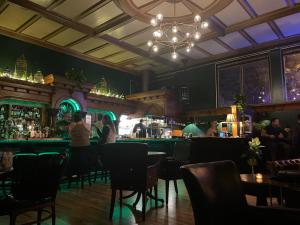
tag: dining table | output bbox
[240,173,300,207]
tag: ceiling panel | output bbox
[79,1,123,28]
[88,45,124,58]
[161,52,183,61]
[0,5,35,30]
[148,2,191,17]
[215,0,251,26]
[275,13,300,37]
[197,39,228,55]
[47,28,86,46]
[189,0,215,9]
[218,32,252,49]
[247,0,287,15]
[70,37,107,53]
[22,17,62,38]
[108,20,149,39]
[52,0,100,19]
[29,0,54,7]
[178,47,208,59]
[104,51,139,64]
[245,23,278,44]
[123,29,153,45]
[132,0,154,7]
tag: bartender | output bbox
[133,119,147,138]
[56,112,72,138]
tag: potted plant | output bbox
[247,137,261,174]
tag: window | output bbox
[218,59,270,107]
[218,66,241,107]
[243,60,270,104]
[283,52,300,101]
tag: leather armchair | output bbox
[181,160,300,225]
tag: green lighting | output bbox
[87,108,117,121]
[61,99,81,111]
[0,99,47,107]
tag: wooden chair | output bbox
[181,160,300,225]
[158,141,190,205]
[67,146,92,189]
[0,153,66,225]
[102,143,159,221]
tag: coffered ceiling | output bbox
[0,0,299,76]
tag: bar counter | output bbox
[0,138,184,155]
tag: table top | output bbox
[148,151,166,156]
[240,173,300,191]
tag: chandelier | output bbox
[147,0,209,60]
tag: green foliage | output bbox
[233,93,246,113]
[65,68,87,84]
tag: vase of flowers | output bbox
[248,137,261,175]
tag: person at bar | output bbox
[56,112,72,138]
[69,111,90,147]
[206,120,218,137]
[261,118,290,160]
[97,114,117,144]
[92,113,103,142]
[133,119,147,138]
[67,111,91,180]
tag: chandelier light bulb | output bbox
[194,14,201,23]
[153,30,163,38]
[152,45,158,52]
[147,40,153,47]
[194,31,201,40]
[201,21,209,29]
[190,42,195,47]
[172,52,177,60]
[186,32,190,38]
[172,36,178,43]
[172,25,178,33]
[156,13,163,21]
[150,18,158,27]
[186,47,191,53]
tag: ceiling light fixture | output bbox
[147,0,208,60]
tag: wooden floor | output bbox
[0,178,257,225]
[0,179,195,225]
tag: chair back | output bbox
[102,143,148,190]
[181,160,247,225]
[173,141,190,162]
[12,153,66,200]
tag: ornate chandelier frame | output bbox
[147,0,209,60]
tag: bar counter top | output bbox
[0,138,185,155]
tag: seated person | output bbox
[261,118,290,161]
[206,121,218,137]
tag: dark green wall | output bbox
[269,49,285,103]
[152,49,289,111]
[152,63,216,111]
[0,35,141,94]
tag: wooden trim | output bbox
[8,0,96,36]
[186,102,300,117]
[268,21,284,39]
[100,34,173,66]
[0,26,138,75]
[16,15,41,33]
[285,0,296,7]
[157,34,300,77]
[237,0,257,18]
[239,30,257,45]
